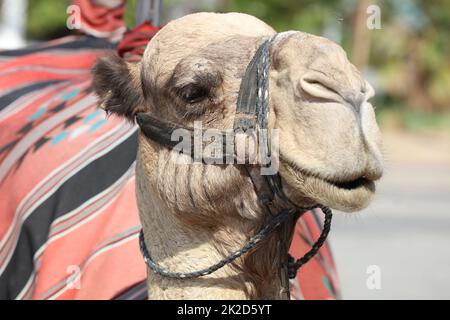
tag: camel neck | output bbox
[137,191,250,299]
[134,149,286,299]
[136,185,286,299]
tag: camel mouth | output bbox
[278,160,378,212]
[324,176,372,191]
[300,171,376,197]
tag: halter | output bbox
[135,34,332,298]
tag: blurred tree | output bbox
[26,0,70,40]
[371,0,450,112]
[351,0,371,69]
[10,0,450,114]
[227,0,450,113]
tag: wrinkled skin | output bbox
[92,12,383,300]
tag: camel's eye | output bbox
[179,84,209,104]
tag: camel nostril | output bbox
[299,76,342,103]
[361,83,367,94]
[363,80,375,100]
[341,90,366,114]
[354,93,365,112]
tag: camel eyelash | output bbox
[171,84,209,120]
[178,83,210,104]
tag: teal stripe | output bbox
[61,89,79,101]
[88,119,106,132]
[322,276,334,295]
[30,107,46,120]
[51,131,69,145]
[83,110,101,124]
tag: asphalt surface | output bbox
[330,162,450,299]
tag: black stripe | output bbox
[0,131,138,299]
[0,80,64,111]
[0,36,114,57]
[113,281,147,300]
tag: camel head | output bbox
[92,11,384,299]
[93,12,383,220]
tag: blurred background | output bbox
[0,0,449,299]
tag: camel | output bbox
[92,12,383,300]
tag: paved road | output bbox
[330,162,450,299]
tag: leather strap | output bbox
[233,38,271,132]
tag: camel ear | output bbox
[92,53,143,120]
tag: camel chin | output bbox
[279,161,377,212]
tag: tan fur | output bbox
[92,12,383,300]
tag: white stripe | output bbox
[15,272,35,300]
[0,82,26,96]
[16,48,107,56]
[0,66,90,77]
[289,278,304,300]
[80,25,126,42]
[68,125,89,140]
[272,31,298,46]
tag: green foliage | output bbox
[228,0,348,34]
[124,0,138,27]
[16,0,450,126]
[377,107,450,131]
[229,0,450,115]
[26,0,70,39]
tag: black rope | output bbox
[139,206,332,280]
[287,206,333,279]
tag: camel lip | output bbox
[279,155,379,190]
[295,168,376,194]
[278,155,379,212]
[279,156,378,209]
[323,176,372,191]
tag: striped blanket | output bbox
[0,2,339,300]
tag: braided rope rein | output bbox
[139,206,332,280]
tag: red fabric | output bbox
[117,21,161,61]
[290,210,340,299]
[0,36,145,299]
[72,0,126,41]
